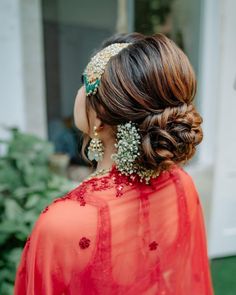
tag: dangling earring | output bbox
[87,126,104,162]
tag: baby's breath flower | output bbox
[111,121,160,184]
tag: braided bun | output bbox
[139,103,203,171]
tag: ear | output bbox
[94,116,104,132]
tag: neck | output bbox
[95,140,116,171]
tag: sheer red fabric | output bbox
[14,164,214,294]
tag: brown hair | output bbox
[82,32,203,172]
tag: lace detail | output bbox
[41,164,172,214]
[66,164,140,203]
[39,164,128,213]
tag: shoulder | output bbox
[174,166,200,220]
[24,195,99,274]
[176,166,198,194]
[32,195,98,244]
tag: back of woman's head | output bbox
[85,32,203,172]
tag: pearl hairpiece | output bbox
[111,121,141,175]
[111,121,160,184]
[83,43,131,96]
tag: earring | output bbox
[87,126,104,162]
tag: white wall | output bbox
[195,0,236,258]
[170,0,236,258]
[0,0,47,153]
[0,0,26,147]
[207,0,236,258]
[21,0,47,139]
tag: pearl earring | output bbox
[87,126,104,162]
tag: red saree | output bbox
[14,164,214,294]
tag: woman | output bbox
[14,33,214,294]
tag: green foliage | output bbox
[0,128,75,294]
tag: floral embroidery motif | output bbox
[40,164,159,213]
[67,164,138,202]
[149,241,159,251]
[79,237,91,249]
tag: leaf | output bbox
[7,248,22,265]
[0,281,14,295]
[4,199,22,221]
[0,233,9,245]
[24,194,40,209]
[21,211,37,224]
[0,220,29,237]
[0,128,74,291]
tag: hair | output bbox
[81,32,203,172]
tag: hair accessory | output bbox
[111,121,141,175]
[83,43,131,96]
[87,126,104,162]
[111,121,160,184]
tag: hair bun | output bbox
[139,103,203,171]
[82,33,204,172]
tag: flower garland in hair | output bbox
[111,121,141,175]
[111,121,160,184]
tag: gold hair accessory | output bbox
[83,43,131,96]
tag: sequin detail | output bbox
[79,237,91,249]
[149,241,159,251]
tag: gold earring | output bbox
[87,126,104,162]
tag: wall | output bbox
[0,0,47,153]
[188,0,236,258]
[207,0,236,257]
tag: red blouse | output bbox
[14,164,214,294]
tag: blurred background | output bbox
[0,0,235,294]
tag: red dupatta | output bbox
[14,164,214,294]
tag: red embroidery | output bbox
[79,237,91,249]
[68,164,138,203]
[149,241,159,250]
[40,164,143,212]
[42,206,49,213]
